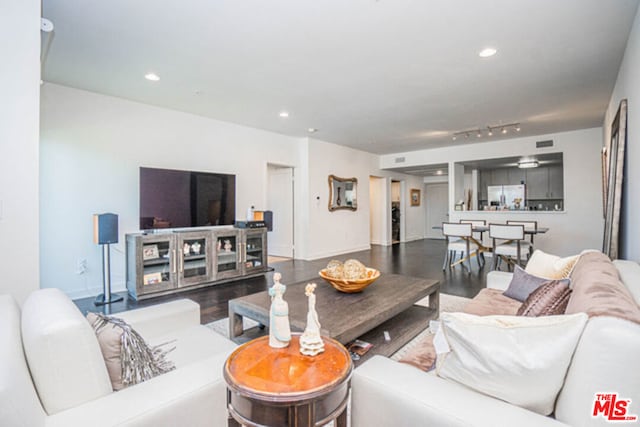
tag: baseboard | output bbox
[304,244,372,261]
[64,283,127,300]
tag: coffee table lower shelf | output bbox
[231,305,437,366]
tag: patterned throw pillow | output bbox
[517,280,572,317]
[87,312,175,391]
[525,250,579,280]
[503,266,570,302]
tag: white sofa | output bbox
[351,259,640,427]
[0,288,237,427]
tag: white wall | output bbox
[369,176,386,245]
[0,0,40,304]
[381,128,604,256]
[605,6,640,262]
[302,138,376,259]
[40,84,301,298]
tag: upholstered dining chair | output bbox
[489,223,531,271]
[442,222,481,273]
[506,220,537,257]
[459,219,486,265]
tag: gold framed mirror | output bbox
[328,175,357,211]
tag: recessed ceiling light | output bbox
[279,111,289,118]
[308,128,318,133]
[144,73,160,82]
[478,47,497,58]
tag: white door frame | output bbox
[266,163,295,257]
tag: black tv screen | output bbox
[139,167,235,230]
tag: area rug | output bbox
[205,292,471,358]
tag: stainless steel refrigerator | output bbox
[487,184,526,209]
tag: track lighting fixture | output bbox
[451,123,521,141]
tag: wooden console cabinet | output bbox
[126,227,268,300]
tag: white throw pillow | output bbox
[525,250,579,280]
[435,312,588,415]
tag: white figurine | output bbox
[191,241,201,254]
[300,283,325,356]
[268,273,291,348]
[183,243,190,256]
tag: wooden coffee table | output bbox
[228,273,439,365]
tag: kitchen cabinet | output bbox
[526,166,564,200]
[548,165,564,198]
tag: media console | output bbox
[126,226,268,300]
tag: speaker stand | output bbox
[95,243,124,306]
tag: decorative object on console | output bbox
[268,272,291,348]
[435,312,588,416]
[190,241,201,254]
[319,259,380,293]
[328,175,357,211]
[87,312,175,391]
[300,283,325,356]
[224,239,232,252]
[182,243,190,255]
[93,213,123,306]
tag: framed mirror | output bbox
[328,175,357,211]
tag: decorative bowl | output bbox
[318,268,381,293]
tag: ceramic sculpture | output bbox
[300,283,325,356]
[268,273,291,348]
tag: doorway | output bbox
[267,164,294,258]
[391,180,401,243]
[425,183,449,239]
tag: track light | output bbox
[518,160,539,169]
[451,123,520,142]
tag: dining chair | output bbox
[442,222,481,273]
[459,219,486,265]
[489,224,531,271]
[506,220,537,257]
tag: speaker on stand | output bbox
[93,213,124,306]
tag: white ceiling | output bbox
[42,0,639,155]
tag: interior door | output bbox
[267,165,294,257]
[425,183,449,239]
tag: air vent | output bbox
[536,140,553,148]
[394,157,406,163]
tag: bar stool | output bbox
[442,222,481,273]
[489,224,531,271]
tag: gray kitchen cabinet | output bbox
[508,168,526,185]
[548,165,564,198]
[525,167,548,199]
[491,169,509,186]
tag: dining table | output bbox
[433,224,549,270]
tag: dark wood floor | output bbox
[74,238,490,324]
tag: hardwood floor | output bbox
[74,238,490,324]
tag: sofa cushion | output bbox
[87,312,176,391]
[566,251,640,324]
[504,266,570,302]
[435,312,588,416]
[525,250,579,279]
[517,280,571,317]
[398,289,521,372]
[21,289,112,415]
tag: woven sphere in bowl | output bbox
[319,268,380,293]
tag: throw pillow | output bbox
[435,312,588,416]
[517,280,571,317]
[87,312,176,391]
[503,266,570,302]
[525,250,579,280]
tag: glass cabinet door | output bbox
[177,232,213,287]
[214,231,241,279]
[244,229,267,274]
[140,237,176,293]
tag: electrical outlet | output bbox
[76,259,87,275]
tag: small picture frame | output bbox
[143,272,162,285]
[143,244,159,260]
[410,188,421,206]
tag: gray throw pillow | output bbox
[503,266,570,302]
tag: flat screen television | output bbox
[139,167,235,230]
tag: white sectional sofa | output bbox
[351,258,640,427]
[0,288,237,427]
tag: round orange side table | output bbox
[223,334,352,427]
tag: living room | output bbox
[3,1,640,426]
